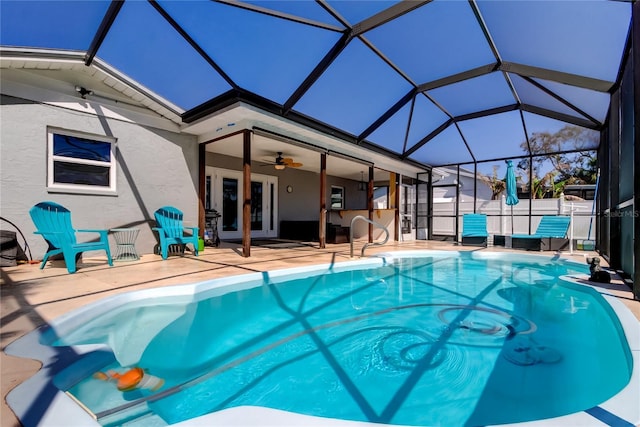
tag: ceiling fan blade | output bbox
[290,162,303,168]
[282,157,294,164]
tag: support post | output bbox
[198,143,206,238]
[528,155,533,234]
[319,153,327,248]
[501,195,506,235]
[455,165,460,242]
[368,166,374,243]
[242,130,251,257]
[569,202,574,254]
[391,172,400,241]
[473,162,477,213]
[427,172,433,240]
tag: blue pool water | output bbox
[49,252,633,426]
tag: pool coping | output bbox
[5,250,639,427]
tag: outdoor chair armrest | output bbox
[77,229,109,238]
[184,226,198,234]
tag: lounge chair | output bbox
[461,213,488,247]
[511,216,571,251]
[153,206,199,260]
[29,201,113,273]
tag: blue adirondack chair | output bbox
[29,201,113,274]
[153,206,199,260]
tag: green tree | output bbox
[516,125,598,198]
[479,165,506,200]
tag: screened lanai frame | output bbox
[1,0,638,298]
[0,0,632,167]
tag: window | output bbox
[374,186,388,208]
[331,186,344,209]
[47,128,116,194]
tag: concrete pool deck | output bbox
[2,240,639,427]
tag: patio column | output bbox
[455,165,460,242]
[319,153,327,248]
[198,143,206,238]
[390,172,399,241]
[473,162,478,213]
[528,154,533,234]
[242,130,251,257]
[368,166,374,243]
[501,195,506,235]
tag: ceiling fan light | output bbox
[274,164,286,170]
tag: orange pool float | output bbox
[94,367,164,392]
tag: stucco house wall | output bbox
[0,95,199,259]
[433,172,493,202]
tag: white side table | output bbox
[111,228,140,261]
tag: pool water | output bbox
[51,252,633,426]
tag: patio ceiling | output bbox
[0,0,633,170]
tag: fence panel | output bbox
[432,196,594,241]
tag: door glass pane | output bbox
[417,180,429,240]
[251,181,263,231]
[374,186,388,208]
[205,176,211,210]
[222,178,238,232]
[270,183,274,231]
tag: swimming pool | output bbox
[6,251,640,427]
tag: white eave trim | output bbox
[0,47,184,124]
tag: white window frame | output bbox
[47,127,117,195]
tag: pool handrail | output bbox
[350,215,390,257]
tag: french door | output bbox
[206,167,278,240]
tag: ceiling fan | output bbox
[271,152,303,170]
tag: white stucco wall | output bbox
[433,173,493,201]
[1,95,199,259]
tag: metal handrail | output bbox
[350,215,390,257]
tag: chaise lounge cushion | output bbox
[461,213,488,247]
[512,216,571,251]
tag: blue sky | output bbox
[0,0,631,177]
